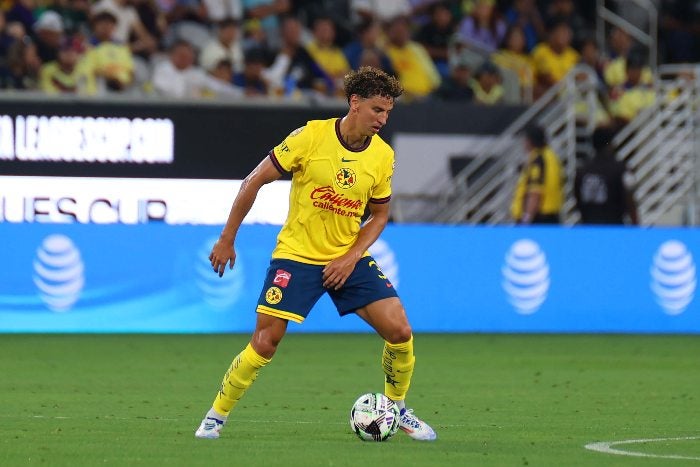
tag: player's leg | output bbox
[355,298,436,441]
[196,259,324,439]
[195,314,287,439]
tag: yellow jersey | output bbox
[511,146,563,220]
[385,42,441,98]
[305,41,350,78]
[270,118,394,265]
[531,43,579,83]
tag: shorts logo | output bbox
[273,269,291,288]
[265,286,283,304]
[335,168,356,189]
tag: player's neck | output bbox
[339,116,369,149]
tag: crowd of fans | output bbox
[0,0,696,117]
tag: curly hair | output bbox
[343,66,403,102]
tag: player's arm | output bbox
[519,157,544,224]
[210,157,282,276]
[322,200,390,290]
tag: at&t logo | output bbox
[650,240,696,315]
[502,239,550,315]
[33,234,85,312]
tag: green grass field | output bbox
[1,334,699,466]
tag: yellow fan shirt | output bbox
[270,118,394,265]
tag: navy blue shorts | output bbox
[255,256,399,323]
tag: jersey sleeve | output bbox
[525,154,545,192]
[270,123,314,174]
[370,150,394,204]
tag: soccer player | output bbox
[195,66,437,441]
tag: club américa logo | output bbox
[335,167,356,189]
[265,286,283,304]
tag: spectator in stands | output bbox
[200,18,245,74]
[575,126,639,225]
[350,0,413,26]
[531,18,579,96]
[152,39,243,98]
[232,47,269,96]
[414,1,456,78]
[91,0,158,57]
[0,36,41,90]
[602,28,651,93]
[431,56,474,102]
[133,0,168,50]
[491,24,534,98]
[33,11,65,64]
[503,0,544,52]
[343,19,393,73]
[455,0,506,54]
[510,125,563,224]
[660,0,700,63]
[162,0,211,53]
[263,15,324,96]
[6,0,35,34]
[39,36,95,94]
[470,60,503,104]
[384,15,441,99]
[82,11,134,92]
[208,57,233,83]
[305,15,350,96]
[202,0,243,23]
[0,11,16,61]
[545,0,589,42]
[577,36,605,84]
[243,0,290,48]
[49,0,92,38]
[609,51,656,125]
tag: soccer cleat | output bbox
[195,416,225,439]
[399,408,437,441]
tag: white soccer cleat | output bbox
[399,408,437,441]
[195,416,225,439]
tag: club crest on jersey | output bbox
[335,167,356,189]
[273,269,291,288]
[265,286,283,304]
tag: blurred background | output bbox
[1,0,699,333]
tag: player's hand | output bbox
[322,253,359,290]
[209,238,236,277]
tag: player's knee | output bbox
[251,329,284,359]
[386,325,412,345]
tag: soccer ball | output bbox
[349,393,400,442]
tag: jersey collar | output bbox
[335,118,371,152]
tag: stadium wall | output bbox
[2,223,699,334]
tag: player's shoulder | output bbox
[369,134,394,158]
[283,118,327,135]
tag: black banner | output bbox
[0,98,525,180]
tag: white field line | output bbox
[585,436,700,461]
[0,414,466,428]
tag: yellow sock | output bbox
[212,343,270,416]
[382,335,415,401]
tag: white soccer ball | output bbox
[349,393,400,442]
